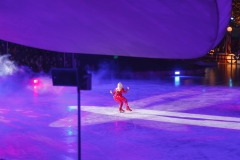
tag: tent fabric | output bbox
[0,0,231,58]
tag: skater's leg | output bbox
[114,97,124,113]
[122,97,132,111]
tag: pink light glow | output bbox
[33,79,38,84]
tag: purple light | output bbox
[0,0,231,59]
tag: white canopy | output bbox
[0,0,231,58]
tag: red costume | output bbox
[111,87,132,113]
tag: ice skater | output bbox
[110,82,132,113]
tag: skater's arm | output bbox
[123,87,129,93]
[110,89,116,95]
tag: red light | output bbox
[33,79,38,83]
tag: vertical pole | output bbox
[6,41,8,54]
[72,53,75,68]
[236,55,239,81]
[64,53,66,67]
[77,86,81,160]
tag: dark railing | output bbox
[201,53,240,65]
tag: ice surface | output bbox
[1,64,240,160]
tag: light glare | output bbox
[175,71,180,75]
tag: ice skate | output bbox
[126,106,132,111]
[119,108,125,113]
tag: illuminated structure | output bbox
[0,0,232,59]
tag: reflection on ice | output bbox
[49,105,240,131]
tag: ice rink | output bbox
[1,64,240,160]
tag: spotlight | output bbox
[175,71,180,75]
[33,79,38,83]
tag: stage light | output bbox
[34,86,37,89]
[33,79,38,84]
[227,26,232,32]
[175,71,180,75]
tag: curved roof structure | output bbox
[0,0,231,58]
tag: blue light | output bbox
[175,76,180,86]
[229,78,232,87]
[68,130,73,135]
[175,71,180,75]
[68,106,77,112]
